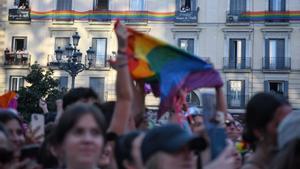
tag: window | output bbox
[56,0,72,10]
[58,76,68,91]
[265,39,285,69]
[178,38,194,54]
[269,0,285,11]
[180,0,191,11]
[228,39,246,69]
[130,0,145,11]
[14,0,29,8]
[227,80,245,108]
[264,81,288,97]
[55,37,70,56]
[12,37,27,51]
[90,77,105,101]
[92,38,107,67]
[9,76,24,91]
[229,0,246,15]
[186,91,200,106]
[94,0,109,10]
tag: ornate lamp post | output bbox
[55,32,95,89]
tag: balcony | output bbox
[8,8,31,22]
[47,55,110,70]
[89,10,111,23]
[264,11,290,25]
[175,10,198,24]
[262,57,291,71]
[227,94,248,109]
[226,10,249,25]
[4,52,31,67]
[125,11,148,25]
[223,57,251,72]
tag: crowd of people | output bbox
[1,23,299,169]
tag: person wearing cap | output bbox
[141,124,207,169]
[186,107,205,136]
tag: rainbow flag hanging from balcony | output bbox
[114,21,223,115]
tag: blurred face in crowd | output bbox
[98,142,113,168]
[190,115,205,135]
[4,119,25,151]
[149,146,197,169]
[62,114,104,169]
[225,114,239,142]
[266,104,292,144]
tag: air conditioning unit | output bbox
[227,15,239,22]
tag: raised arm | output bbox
[107,23,134,135]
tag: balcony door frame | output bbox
[227,0,252,13]
[223,29,253,69]
[262,29,291,70]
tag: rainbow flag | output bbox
[0,91,17,109]
[31,10,175,22]
[114,21,223,115]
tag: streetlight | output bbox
[54,32,95,89]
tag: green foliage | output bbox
[17,64,64,121]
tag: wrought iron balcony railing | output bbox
[223,57,251,70]
[227,94,248,109]
[4,52,30,66]
[263,57,291,70]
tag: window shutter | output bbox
[284,81,288,98]
[241,80,246,107]
[19,78,24,89]
[281,0,286,11]
[59,76,68,90]
[227,81,231,107]
[187,39,194,54]
[265,39,270,69]
[229,39,236,68]
[241,39,246,68]
[264,81,270,92]
[276,39,285,69]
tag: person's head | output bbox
[225,113,239,142]
[243,93,291,146]
[0,110,25,151]
[115,131,143,169]
[186,107,205,135]
[62,87,99,110]
[0,123,14,169]
[141,124,207,169]
[53,103,106,169]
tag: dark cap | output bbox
[115,131,142,169]
[141,124,207,163]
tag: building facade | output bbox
[1,0,300,111]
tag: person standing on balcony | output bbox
[21,49,28,65]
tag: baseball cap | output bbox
[141,124,207,163]
[115,131,143,169]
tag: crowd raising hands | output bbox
[0,22,298,169]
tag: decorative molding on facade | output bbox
[222,28,253,40]
[48,27,77,37]
[171,28,201,39]
[261,28,293,39]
